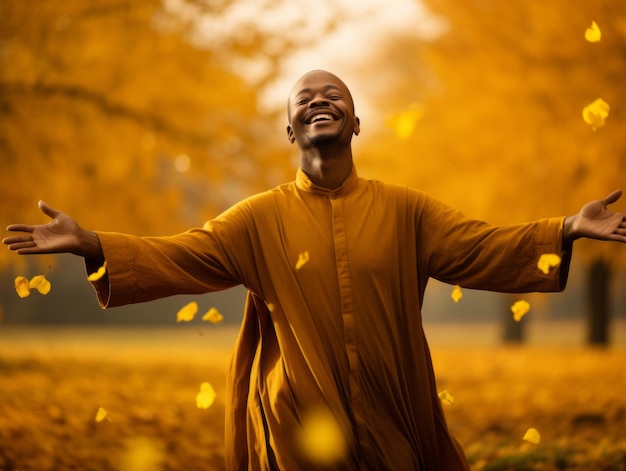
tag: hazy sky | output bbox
[163,0,445,119]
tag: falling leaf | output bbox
[296,251,310,270]
[95,407,110,422]
[585,21,601,42]
[582,98,610,130]
[511,300,531,322]
[29,275,51,295]
[438,390,455,406]
[14,276,31,298]
[196,382,216,409]
[176,301,198,322]
[298,407,347,465]
[87,261,108,282]
[385,103,424,139]
[537,253,561,274]
[451,285,463,303]
[522,427,541,444]
[201,307,224,324]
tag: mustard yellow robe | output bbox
[91,166,571,470]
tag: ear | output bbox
[353,116,361,136]
[287,125,296,144]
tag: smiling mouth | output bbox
[306,113,336,124]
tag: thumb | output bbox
[602,190,622,206]
[38,200,62,220]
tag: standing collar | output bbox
[295,165,359,197]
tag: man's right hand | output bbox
[3,201,104,262]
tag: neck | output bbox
[299,147,353,189]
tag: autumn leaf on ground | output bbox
[438,390,455,406]
[196,382,216,409]
[537,253,561,274]
[95,407,111,422]
[511,300,530,322]
[297,407,347,465]
[582,98,610,130]
[385,103,424,139]
[176,301,198,322]
[523,427,541,444]
[14,276,31,298]
[202,307,224,324]
[451,285,463,303]
[87,261,108,281]
[585,21,601,42]
[296,251,310,270]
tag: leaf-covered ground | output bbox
[0,326,625,470]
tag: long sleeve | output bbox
[415,192,571,293]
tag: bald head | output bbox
[287,70,356,122]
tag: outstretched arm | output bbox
[563,190,626,243]
[2,201,104,264]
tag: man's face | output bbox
[287,70,360,149]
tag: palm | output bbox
[575,190,626,242]
[3,202,81,254]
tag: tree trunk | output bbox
[502,294,525,343]
[586,258,611,346]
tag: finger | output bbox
[5,241,37,252]
[38,200,61,220]
[603,189,622,206]
[5,224,35,233]
[2,235,34,245]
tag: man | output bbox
[4,70,626,470]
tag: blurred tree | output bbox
[0,0,307,272]
[357,1,626,344]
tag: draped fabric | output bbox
[91,166,571,470]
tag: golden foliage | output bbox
[510,300,531,322]
[451,285,463,303]
[438,389,455,406]
[87,261,107,282]
[2,333,625,470]
[584,21,602,43]
[14,274,51,297]
[202,307,224,324]
[0,0,295,271]
[537,253,561,274]
[522,427,541,444]
[196,382,216,409]
[176,301,198,323]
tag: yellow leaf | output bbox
[95,407,110,422]
[511,300,530,322]
[451,285,463,303]
[438,390,455,406]
[585,21,601,43]
[582,98,610,130]
[14,276,31,298]
[176,301,198,322]
[87,261,108,281]
[385,103,424,139]
[298,407,347,465]
[537,253,561,274]
[296,250,310,270]
[29,275,51,295]
[522,427,541,444]
[196,382,216,409]
[201,307,224,324]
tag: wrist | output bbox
[562,215,579,244]
[77,229,104,262]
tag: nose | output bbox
[309,94,329,108]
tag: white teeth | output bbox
[311,114,333,123]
